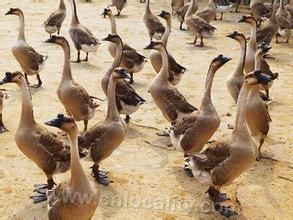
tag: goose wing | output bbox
[71,27,98,46]
[145,17,165,34]
[123,48,147,68]
[116,80,145,106]
[256,26,274,44]
[172,114,198,137]
[79,122,108,149]
[44,11,66,26]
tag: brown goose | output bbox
[197,0,217,23]
[175,0,198,30]
[168,55,231,177]
[145,41,197,125]
[256,0,279,45]
[250,1,272,27]
[0,71,71,203]
[5,8,47,88]
[0,89,8,133]
[185,71,273,218]
[149,11,187,85]
[43,0,66,37]
[45,114,99,220]
[171,0,184,15]
[101,34,145,123]
[143,0,165,41]
[276,0,291,43]
[109,0,127,16]
[226,31,246,103]
[102,8,147,84]
[45,36,98,131]
[68,0,100,62]
[79,68,128,185]
[185,0,216,47]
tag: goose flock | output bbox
[0,0,292,219]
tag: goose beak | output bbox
[102,35,112,42]
[226,32,236,39]
[44,38,55,43]
[1,72,12,84]
[238,16,246,23]
[45,114,65,128]
[220,56,232,64]
[252,71,273,84]
[144,43,154,50]
[5,11,12,15]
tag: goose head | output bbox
[101,8,112,18]
[258,42,272,54]
[226,31,246,42]
[5,8,23,16]
[0,72,24,85]
[112,68,131,80]
[102,34,122,45]
[238,15,256,24]
[45,35,69,47]
[144,41,165,51]
[209,54,232,71]
[244,70,273,87]
[45,114,77,133]
[158,10,171,20]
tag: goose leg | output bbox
[31,74,42,88]
[83,120,88,131]
[91,164,113,186]
[186,37,197,45]
[220,13,223,20]
[31,178,56,203]
[179,22,186,30]
[73,51,81,63]
[83,52,89,62]
[184,155,194,178]
[129,72,134,84]
[256,137,265,161]
[24,73,30,85]
[125,115,131,124]
[206,186,230,202]
[0,113,8,133]
[214,203,238,218]
[199,37,204,47]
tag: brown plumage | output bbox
[0,90,8,133]
[197,0,217,23]
[110,0,127,16]
[175,0,198,30]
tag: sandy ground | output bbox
[0,0,292,219]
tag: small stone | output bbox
[226,112,232,116]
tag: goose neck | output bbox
[60,41,73,81]
[186,0,195,18]
[106,75,120,121]
[17,12,26,41]
[145,0,151,14]
[235,38,247,76]
[158,45,170,81]
[59,0,65,9]
[105,39,123,80]
[108,14,118,34]
[70,0,79,25]
[201,65,216,109]
[161,18,171,46]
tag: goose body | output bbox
[197,0,217,23]
[276,0,291,43]
[149,11,186,85]
[250,2,272,26]
[145,41,197,125]
[46,115,99,220]
[0,90,8,133]
[44,0,66,37]
[143,0,165,41]
[171,0,185,15]
[226,31,246,103]
[214,0,233,20]
[68,0,99,62]
[110,0,127,16]
[168,55,231,157]
[175,0,198,30]
[79,67,128,185]
[101,34,145,123]
[6,8,47,87]
[185,0,216,47]
[185,71,273,218]
[0,72,71,203]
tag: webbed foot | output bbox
[214,203,238,218]
[30,192,47,203]
[207,186,230,202]
[91,165,113,186]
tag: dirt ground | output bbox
[0,0,292,219]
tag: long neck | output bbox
[18,80,35,127]
[60,41,73,81]
[270,0,278,21]
[161,18,171,46]
[108,14,118,34]
[158,45,170,81]
[233,84,250,133]
[68,130,89,188]
[201,65,216,109]
[234,38,246,76]
[254,52,262,70]
[145,0,151,14]
[186,0,195,18]
[208,0,215,7]
[70,0,79,25]
[59,0,65,9]
[248,20,257,49]
[106,76,120,120]
[105,40,123,80]
[17,12,25,41]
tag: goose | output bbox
[45,114,99,220]
[276,0,291,43]
[0,71,72,203]
[5,8,47,88]
[143,0,165,41]
[214,0,233,20]
[238,15,257,74]
[45,36,98,131]
[43,0,66,37]
[79,68,128,185]
[101,34,145,123]
[171,0,185,15]
[250,1,272,27]
[149,11,187,85]
[226,31,246,103]
[0,89,8,133]
[175,0,198,30]
[167,55,231,177]
[109,0,127,16]
[285,0,293,27]
[68,0,100,63]
[184,71,273,218]
[102,8,147,84]
[185,0,216,47]
[144,41,197,125]
[196,0,217,23]
[256,0,279,45]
